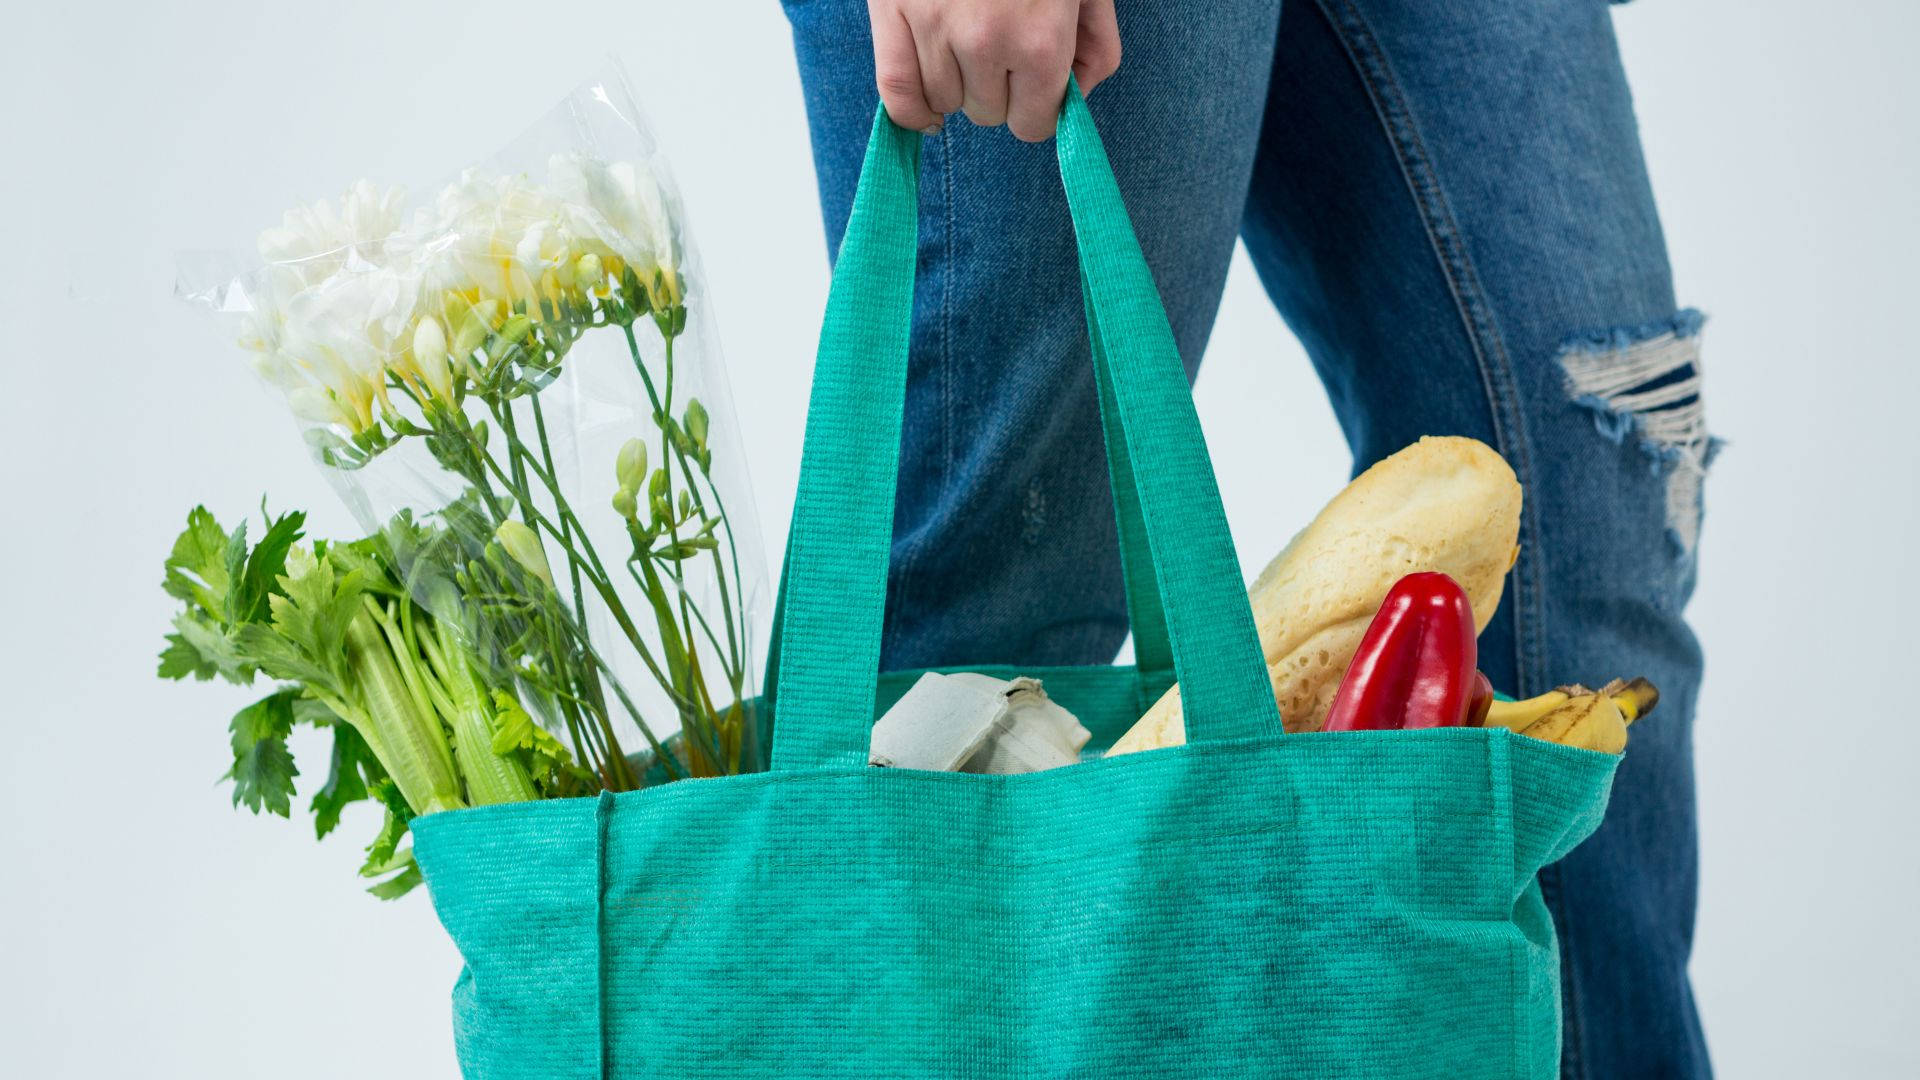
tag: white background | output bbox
[2,1,1913,1076]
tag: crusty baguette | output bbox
[1106,435,1521,753]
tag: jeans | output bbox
[784,0,1713,1075]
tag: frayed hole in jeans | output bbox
[1559,310,1720,554]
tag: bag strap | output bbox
[771,85,1278,772]
[1087,261,1172,689]
[760,269,1172,719]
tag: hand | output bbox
[869,0,1122,142]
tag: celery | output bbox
[159,506,570,898]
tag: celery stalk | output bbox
[418,621,539,805]
[343,602,465,816]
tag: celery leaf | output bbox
[162,506,232,616]
[312,722,377,840]
[227,689,300,817]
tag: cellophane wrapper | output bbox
[180,63,771,784]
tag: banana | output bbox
[1482,678,1659,754]
[1520,695,1601,745]
[1598,677,1660,724]
[1550,694,1630,754]
[1483,690,1572,731]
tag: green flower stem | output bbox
[471,424,703,724]
[675,455,747,690]
[545,609,684,782]
[619,322,751,693]
[629,545,723,771]
[618,315,757,771]
[441,412,650,789]
[522,390,629,785]
[528,393,596,634]
[425,403,614,782]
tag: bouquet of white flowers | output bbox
[166,66,769,897]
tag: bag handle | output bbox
[760,252,1172,713]
[771,84,1279,772]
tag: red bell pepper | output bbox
[1322,572,1479,732]
[1466,670,1495,728]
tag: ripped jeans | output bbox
[785,0,1712,1074]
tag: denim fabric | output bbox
[785,0,1711,1076]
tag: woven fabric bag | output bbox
[413,86,1618,1079]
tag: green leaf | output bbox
[231,509,306,625]
[291,696,341,728]
[487,690,536,756]
[311,720,376,840]
[171,611,253,685]
[226,689,300,817]
[158,631,215,681]
[162,506,234,616]
[259,547,367,688]
[359,777,415,878]
[232,623,336,693]
[488,690,579,794]
[365,859,422,901]
[221,519,249,616]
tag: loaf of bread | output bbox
[1106,435,1522,754]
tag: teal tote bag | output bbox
[413,87,1620,1079]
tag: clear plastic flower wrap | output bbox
[178,64,770,799]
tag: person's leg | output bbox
[782,0,1281,669]
[1239,0,1712,1074]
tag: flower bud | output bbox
[648,468,668,500]
[493,520,553,587]
[684,399,709,450]
[576,253,604,292]
[453,301,497,361]
[611,487,638,521]
[412,317,453,401]
[288,387,346,427]
[472,298,507,328]
[498,314,534,346]
[615,438,649,494]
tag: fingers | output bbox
[1073,0,1123,96]
[874,1,1120,142]
[916,36,964,117]
[958,54,1011,130]
[871,4,943,133]
[977,14,1076,142]
[1007,64,1070,143]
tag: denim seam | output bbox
[1305,1,1580,1074]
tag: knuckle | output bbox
[1015,29,1070,65]
[951,18,998,57]
[875,67,921,100]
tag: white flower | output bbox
[252,261,420,434]
[233,155,682,444]
[546,153,678,286]
[414,170,561,307]
[258,180,409,292]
